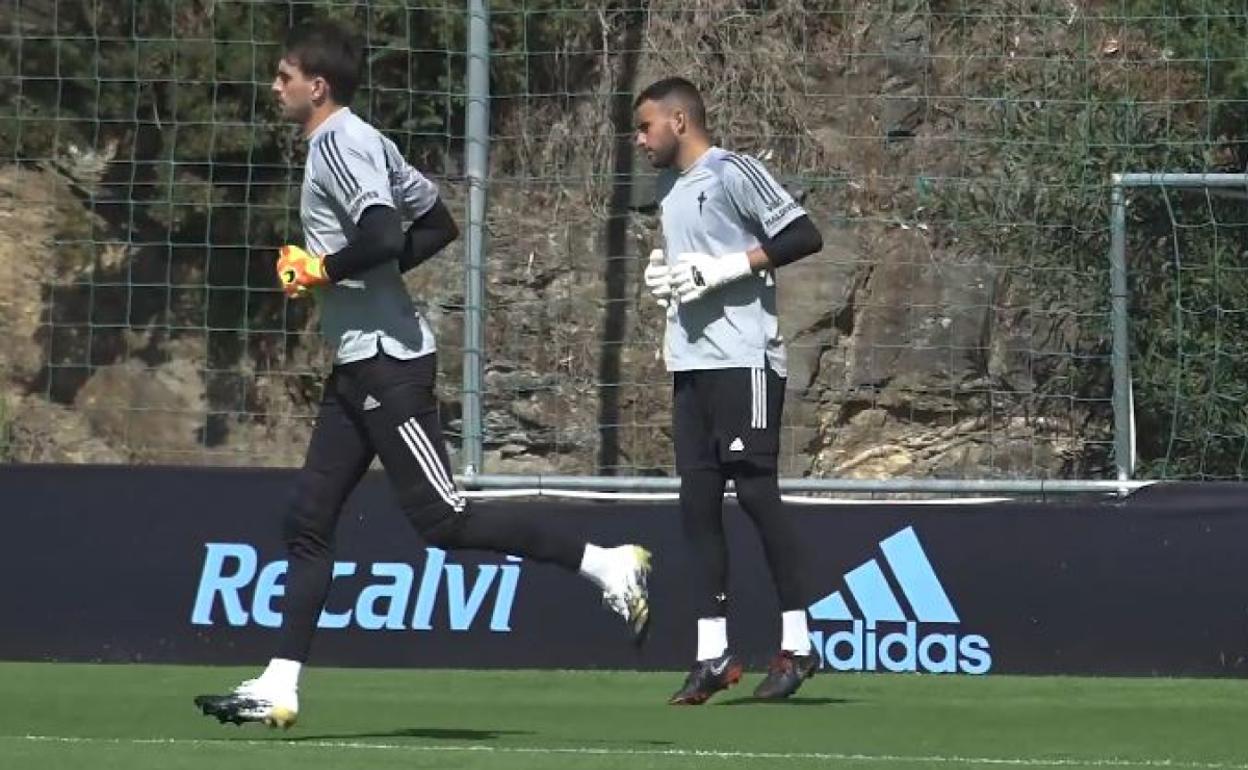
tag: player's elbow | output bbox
[412,199,459,254]
[767,216,823,268]
[431,198,460,247]
[440,214,460,249]
[804,221,823,256]
[787,217,822,263]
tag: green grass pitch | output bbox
[1,662,1245,769]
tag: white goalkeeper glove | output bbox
[643,248,674,309]
[670,251,754,304]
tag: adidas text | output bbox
[808,620,991,674]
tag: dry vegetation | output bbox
[1,1,1241,478]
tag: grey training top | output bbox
[301,107,440,364]
[656,146,805,375]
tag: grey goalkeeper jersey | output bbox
[657,146,805,375]
[301,107,440,364]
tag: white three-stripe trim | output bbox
[397,418,466,512]
[751,369,767,430]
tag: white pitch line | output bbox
[8,735,1248,770]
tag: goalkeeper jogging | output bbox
[195,19,651,729]
[634,78,823,704]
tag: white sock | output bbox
[696,617,728,661]
[262,658,302,690]
[578,544,615,589]
[781,610,812,655]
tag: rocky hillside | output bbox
[1,1,1242,478]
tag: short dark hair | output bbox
[283,20,362,106]
[634,77,706,128]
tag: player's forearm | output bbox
[322,204,406,282]
[399,198,459,273]
[756,215,823,269]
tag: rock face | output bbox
[73,355,205,463]
[0,4,1125,478]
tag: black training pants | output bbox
[276,352,584,662]
[672,365,810,619]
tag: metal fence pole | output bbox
[1108,177,1134,480]
[462,0,490,477]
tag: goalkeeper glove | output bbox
[276,244,330,299]
[643,248,674,309]
[670,251,754,304]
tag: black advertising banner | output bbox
[2,465,1247,676]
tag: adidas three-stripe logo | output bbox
[750,368,767,430]
[396,418,466,513]
[806,526,993,675]
[318,133,361,197]
[725,154,782,209]
[809,526,957,623]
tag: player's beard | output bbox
[648,139,678,169]
[281,98,313,126]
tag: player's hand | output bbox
[276,244,330,299]
[643,248,674,309]
[670,251,753,304]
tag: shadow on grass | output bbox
[290,727,675,748]
[717,696,854,707]
[288,727,534,742]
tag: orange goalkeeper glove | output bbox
[276,244,330,299]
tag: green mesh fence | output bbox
[1,0,1246,481]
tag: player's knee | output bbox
[679,469,720,492]
[419,510,472,550]
[679,470,724,508]
[732,469,779,512]
[397,483,468,545]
